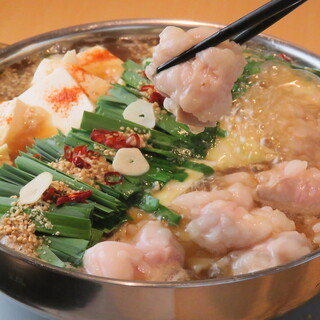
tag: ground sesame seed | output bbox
[0,206,42,258]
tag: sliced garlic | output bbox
[18,172,53,205]
[123,99,156,128]
[112,148,150,176]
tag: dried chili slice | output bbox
[64,145,73,162]
[90,129,141,149]
[87,150,100,159]
[73,156,91,169]
[91,129,119,145]
[74,145,100,159]
[32,154,42,160]
[149,91,165,106]
[276,53,292,62]
[63,145,92,168]
[104,172,123,185]
[42,187,60,202]
[56,190,92,206]
[140,84,155,92]
[73,145,88,156]
[126,133,141,148]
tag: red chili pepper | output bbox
[276,53,292,62]
[73,145,88,156]
[87,150,100,159]
[90,129,141,149]
[90,130,120,145]
[92,129,118,137]
[104,172,123,185]
[32,154,42,160]
[149,91,165,106]
[126,133,141,148]
[64,145,73,162]
[63,145,93,168]
[90,133,105,144]
[56,190,92,206]
[140,84,154,92]
[73,156,91,169]
[42,187,60,202]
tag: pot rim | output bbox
[1,18,320,289]
[1,242,320,288]
[0,18,319,65]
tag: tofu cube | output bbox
[32,58,61,85]
[66,64,110,103]
[77,45,124,82]
[32,50,109,103]
[0,98,29,146]
[19,67,95,133]
[0,98,52,157]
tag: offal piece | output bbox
[83,221,186,281]
[133,221,185,266]
[228,231,312,275]
[83,241,148,280]
[171,172,295,255]
[256,160,320,216]
[146,26,246,127]
[185,200,294,255]
[170,172,257,216]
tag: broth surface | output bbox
[111,61,320,280]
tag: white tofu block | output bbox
[0,98,29,145]
[77,45,124,82]
[62,50,78,65]
[19,67,94,133]
[66,64,109,103]
[32,50,77,85]
[32,50,108,103]
[32,58,61,85]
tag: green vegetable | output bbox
[137,194,160,212]
[154,205,181,226]
[15,153,125,212]
[232,58,261,99]
[109,84,139,105]
[37,245,65,268]
[46,237,89,266]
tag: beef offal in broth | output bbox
[107,61,320,280]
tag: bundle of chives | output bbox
[0,192,93,267]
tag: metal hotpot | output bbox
[0,20,320,320]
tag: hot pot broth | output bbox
[110,61,320,280]
[0,26,320,282]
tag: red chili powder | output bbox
[79,48,117,66]
[0,115,13,126]
[67,65,90,83]
[47,86,83,118]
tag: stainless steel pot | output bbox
[1,19,320,320]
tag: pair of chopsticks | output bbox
[156,0,308,73]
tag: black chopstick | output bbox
[233,0,307,44]
[156,0,308,73]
